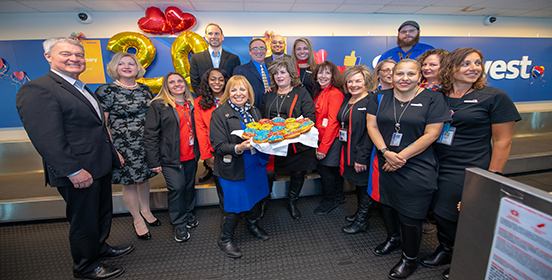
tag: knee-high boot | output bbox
[343,185,374,234]
[287,172,305,220]
[374,205,401,255]
[388,222,422,279]
[218,215,241,258]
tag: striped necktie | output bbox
[260,65,269,91]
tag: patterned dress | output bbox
[95,82,157,184]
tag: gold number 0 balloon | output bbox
[172,31,208,93]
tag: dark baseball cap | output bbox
[398,20,420,31]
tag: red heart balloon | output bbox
[14,71,25,80]
[0,58,4,69]
[165,6,197,34]
[336,66,347,74]
[314,49,327,64]
[138,7,169,34]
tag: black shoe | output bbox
[345,214,355,222]
[388,254,418,279]
[288,201,301,220]
[422,220,436,234]
[99,245,134,259]
[247,220,269,241]
[420,244,452,267]
[137,231,151,240]
[218,240,242,258]
[342,221,368,234]
[442,268,450,280]
[74,264,124,279]
[174,227,190,242]
[313,199,339,215]
[141,213,161,227]
[186,216,199,229]
[374,237,401,256]
[198,167,213,183]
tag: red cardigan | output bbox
[193,96,216,160]
[313,85,344,154]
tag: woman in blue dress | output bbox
[210,75,270,259]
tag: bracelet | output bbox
[379,148,389,154]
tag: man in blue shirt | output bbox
[378,20,434,64]
[233,38,271,108]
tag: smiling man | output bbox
[378,20,434,64]
[16,37,133,279]
[189,23,241,93]
[233,38,271,108]
[264,34,290,65]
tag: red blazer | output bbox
[314,85,344,154]
[193,96,217,160]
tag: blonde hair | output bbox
[267,57,301,92]
[342,65,375,94]
[152,72,193,108]
[220,75,255,107]
[106,52,146,80]
[291,37,317,71]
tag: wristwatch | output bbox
[380,148,389,154]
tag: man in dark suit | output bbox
[233,38,271,108]
[16,37,133,280]
[189,23,241,93]
[264,34,291,65]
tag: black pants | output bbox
[317,164,344,202]
[57,174,113,274]
[162,160,197,229]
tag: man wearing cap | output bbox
[378,20,434,64]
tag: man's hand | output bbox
[69,169,93,189]
[205,157,215,169]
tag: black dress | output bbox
[96,82,157,184]
[261,87,317,171]
[336,94,374,186]
[367,89,450,219]
[299,67,314,96]
[432,86,521,222]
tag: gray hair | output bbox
[43,37,84,54]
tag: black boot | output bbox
[287,172,305,220]
[247,219,269,241]
[343,186,373,234]
[374,205,401,255]
[218,215,241,258]
[442,268,450,280]
[388,222,422,279]
[420,232,454,267]
[259,196,270,219]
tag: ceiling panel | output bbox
[334,4,383,13]
[0,1,39,13]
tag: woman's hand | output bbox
[116,150,125,168]
[316,151,326,160]
[382,151,406,172]
[236,139,252,153]
[354,162,367,173]
[150,166,162,173]
[205,157,215,169]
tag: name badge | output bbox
[464,99,478,103]
[410,103,423,107]
[390,133,403,146]
[357,107,367,111]
[223,155,232,163]
[189,136,194,146]
[322,118,328,127]
[339,129,348,142]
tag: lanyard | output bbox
[176,101,193,137]
[393,88,421,133]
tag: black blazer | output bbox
[16,71,119,187]
[189,49,241,93]
[209,102,263,181]
[232,61,268,109]
[143,99,199,169]
[264,53,291,65]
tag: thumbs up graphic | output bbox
[344,50,361,67]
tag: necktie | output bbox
[260,65,269,91]
[214,50,220,57]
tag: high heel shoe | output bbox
[141,213,161,226]
[137,231,151,240]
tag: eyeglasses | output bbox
[399,29,417,35]
[250,47,266,51]
[379,69,393,74]
[271,41,284,44]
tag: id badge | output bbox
[189,136,194,146]
[437,126,456,146]
[339,129,348,142]
[223,155,232,163]
[322,118,329,127]
[390,133,402,146]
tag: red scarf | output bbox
[296,59,308,77]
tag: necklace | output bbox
[448,87,472,116]
[268,88,291,118]
[393,88,421,132]
[115,80,138,89]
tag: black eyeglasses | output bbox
[250,47,266,51]
[271,41,284,44]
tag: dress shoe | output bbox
[342,221,368,234]
[442,268,450,280]
[313,199,339,215]
[175,227,190,242]
[99,244,134,259]
[247,220,269,241]
[74,264,124,279]
[374,237,401,256]
[420,244,452,267]
[218,240,242,258]
[137,231,151,240]
[186,216,199,229]
[141,213,161,226]
[198,167,213,183]
[388,254,418,280]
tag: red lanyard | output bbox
[177,101,193,137]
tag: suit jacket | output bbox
[189,49,241,93]
[232,61,268,108]
[264,53,291,65]
[16,70,119,187]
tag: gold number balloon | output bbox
[107,32,156,68]
[171,31,208,92]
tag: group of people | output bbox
[15,19,521,280]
